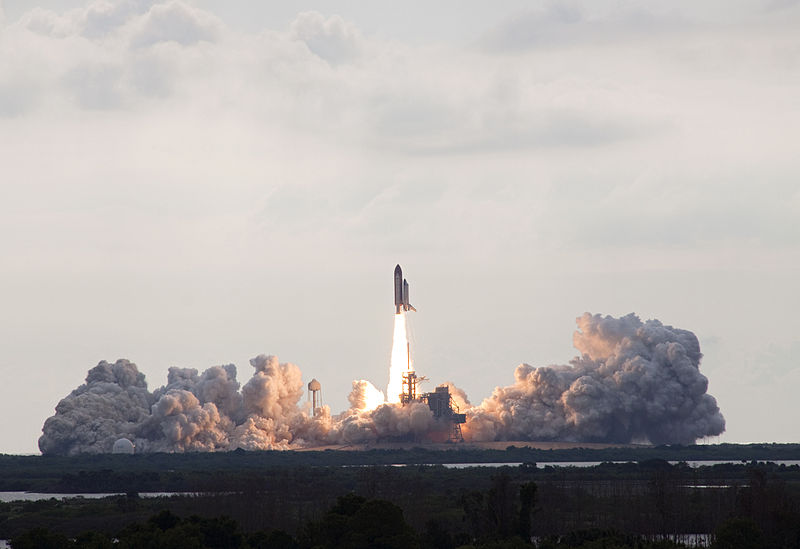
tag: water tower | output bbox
[308,379,322,416]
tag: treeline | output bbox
[2,443,800,492]
[8,479,794,549]
[2,462,800,546]
[3,459,800,496]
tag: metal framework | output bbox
[401,375,465,442]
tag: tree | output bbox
[248,529,298,549]
[487,473,516,539]
[517,482,537,541]
[301,494,418,549]
[712,518,763,549]
[10,527,71,549]
[73,531,114,549]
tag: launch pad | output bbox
[401,371,466,442]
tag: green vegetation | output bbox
[2,445,800,547]
[2,443,800,492]
[5,467,800,548]
[1,457,800,547]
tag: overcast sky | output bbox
[1,0,798,454]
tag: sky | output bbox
[1,0,799,454]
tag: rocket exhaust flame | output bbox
[349,379,385,412]
[387,311,411,404]
[387,264,415,403]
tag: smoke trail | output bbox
[39,312,725,454]
[386,311,410,403]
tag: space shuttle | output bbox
[394,264,416,314]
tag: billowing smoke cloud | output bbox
[38,354,444,454]
[39,360,153,455]
[39,313,724,454]
[465,313,725,445]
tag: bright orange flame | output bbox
[387,311,410,403]
[360,381,386,412]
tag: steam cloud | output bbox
[466,313,725,445]
[39,313,724,454]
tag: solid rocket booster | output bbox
[394,264,416,314]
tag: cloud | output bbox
[4,1,231,111]
[403,109,657,154]
[12,0,220,46]
[62,62,126,109]
[17,7,77,37]
[0,3,729,157]
[0,2,797,252]
[478,3,689,53]
[3,1,800,454]
[764,0,800,12]
[129,1,221,48]
[0,72,40,116]
[80,0,148,38]
[290,11,362,65]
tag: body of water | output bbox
[0,491,194,503]
[442,459,800,469]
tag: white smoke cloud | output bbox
[149,390,232,452]
[464,313,725,445]
[242,355,302,417]
[39,313,724,454]
[332,401,438,445]
[39,360,154,455]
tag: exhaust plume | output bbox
[39,312,725,454]
[386,311,410,403]
[464,313,725,444]
[348,379,386,412]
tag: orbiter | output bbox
[394,264,416,314]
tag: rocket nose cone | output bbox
[395,264,402,274]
